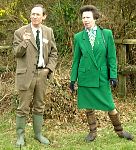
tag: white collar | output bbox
[31,23,42,32]
[86,26,97,32]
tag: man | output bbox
[70,5,133,142]
[13,4,58,147]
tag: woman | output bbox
[70,5,133,142]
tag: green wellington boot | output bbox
[108,113,134,140]
[16,116,26,147]
[33,114,50,145]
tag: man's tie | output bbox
[36,30,40,51]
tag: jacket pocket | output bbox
[78,69,99,87]
[16,68,27,74]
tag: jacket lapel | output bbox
[93,27,102,52]
[82,30,98,68]
[25,24,37,50]
[42,25,48,47]
[41,25,48,64]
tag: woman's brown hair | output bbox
[80,5,100,20]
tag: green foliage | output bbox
[0,0,135,54]
[20,13,29,24]
[47,0,82,55]
[0,9,6,18]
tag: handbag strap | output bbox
[99,25,107,49]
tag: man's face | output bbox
[82,11,96,29]
[30,6,46,27]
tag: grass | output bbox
[0,110,136,150]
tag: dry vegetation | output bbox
[0,56,136,130]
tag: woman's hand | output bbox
[69,81,75,93]
[110,78,117,88]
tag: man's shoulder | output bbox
[15,24,30,33]
[41,25,52,31]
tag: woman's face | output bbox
[82,11,96,29]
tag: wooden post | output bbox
[118,44,127,98]
[115,39,136,98]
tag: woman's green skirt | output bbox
[77,84,115,111]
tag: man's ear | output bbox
[43,14,47,20]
